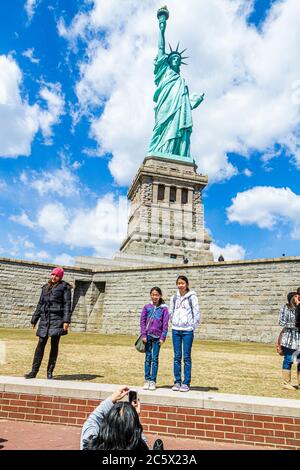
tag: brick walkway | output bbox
[0,420,270,450]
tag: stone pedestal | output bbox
[116,155,213,264]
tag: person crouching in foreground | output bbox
[80,386,149,450]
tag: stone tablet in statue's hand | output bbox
[190,92,205,110]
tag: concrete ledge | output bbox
[202,392,300,417]
[1,376,300,417]
[0,257,91,272]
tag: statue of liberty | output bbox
[148,6,204,159]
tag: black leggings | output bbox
[32,335,61,372]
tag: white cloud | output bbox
[261,147,282,163]
[57,12,89,43]
[22,48,40,64]
[0,233,74,265]
[227,186,300,238]
[59,0,300,185]
[36,193,129,257]
[244,168,253,177]
[37,203,69,240]
[24,250,50,262]
[71,161,82,170]
[54,253,75,266]
[4,235,40,259]
[0,55,39,157]
[210,242,246,261]
[25,0,41,21]
[38,83,65,144]
[10,211,36,228]
[0,55,64,157]
[20,165,79,197]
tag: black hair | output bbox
[88,402,148,450]
[176,275,190,292]
[287,291,297,306]
[150,286,165,306]
[297,287,300,295]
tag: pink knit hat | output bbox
[51,267,64,279]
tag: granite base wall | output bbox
[0,256,300,343]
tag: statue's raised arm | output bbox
[157,6,169,58]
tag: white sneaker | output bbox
[149,381,156,391]
[143,381,150,390]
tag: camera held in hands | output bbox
[128,389,138,404]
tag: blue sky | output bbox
[0,0,299,265]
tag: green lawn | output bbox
[0,328,298,399]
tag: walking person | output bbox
[170,275,200,392]
[140,287,169,391]
[278,291,300,390]
[24,267,72,379]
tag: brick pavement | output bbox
[0,420,271,450]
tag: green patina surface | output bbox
[148,7,204,160]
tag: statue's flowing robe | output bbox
[148,54,195,157]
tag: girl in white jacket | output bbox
[169,275,200,392]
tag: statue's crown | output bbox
[167,43,188,65]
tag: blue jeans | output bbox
[282,346,300,371]
[144,336,161,382]
[172,329,194,386]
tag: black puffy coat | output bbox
[31,281,72,338]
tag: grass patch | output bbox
[0,328,298,399]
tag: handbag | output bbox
[135,335,146,353]
[135,306,156,353]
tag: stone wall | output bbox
[0,256,300,343]
[0,259,93,331]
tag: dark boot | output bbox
[24,337,47,379]
[47,362,56,379]
[24,370,37,379]
[47,336,60,379]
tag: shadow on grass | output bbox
[53,374,103,381]
[159,385,219,392]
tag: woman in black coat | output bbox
[24,267,72,379]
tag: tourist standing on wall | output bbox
[278,291,300,390]
[24,267,72,379]
[170,276,200,392]
[140,287,169,391]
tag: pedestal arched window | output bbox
[158,184,165,201]
[170,186,177,203]
[181,188,188,204]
